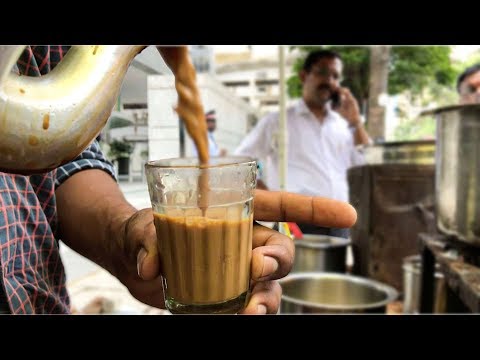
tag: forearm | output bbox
[351,123,371,146]
[55,169,136,273]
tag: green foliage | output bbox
[393,116,436,141]
[388,46,456,95]
[140,149,149,159]
[109,116,133,129]
[108,139,134,160]
[459,49,480,68]
[391,83,458,141]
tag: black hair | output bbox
[303,49,342,72]
[456,63,480,92]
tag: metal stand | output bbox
[419,233,480,313]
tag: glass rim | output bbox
[145,156,256,170]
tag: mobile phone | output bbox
[331,90,341,108]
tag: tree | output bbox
[368,46,391,141]
[388,46,456,95]
[108,139,134,160]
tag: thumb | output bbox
[137,245,160,281]
[130,209,161,280]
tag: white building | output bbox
[147,73,259,161]
[104,46,170,181]
[214,46,299,120]
[190,45,216,75]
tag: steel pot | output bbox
[363,140,435,165]
[292,235,350,273]
[423,104,480,246]
[279,272,398,314]
[402,255,446,314]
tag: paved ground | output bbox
[61,180,169,315]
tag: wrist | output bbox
[349,115,364,129]
[349,121,362,130]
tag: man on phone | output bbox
[235,49,371,238]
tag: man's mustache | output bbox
[317,84,334,92]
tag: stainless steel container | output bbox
[292,235,350,273]
[402,255,446,314]
[424,104,480,246]
[279,272,398,314]
[348,164,435,291]
[363,140,435,165]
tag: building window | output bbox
[223,81,250,87]
[123,103,148,109]
[255,79,278,86]
[260,100,279,106]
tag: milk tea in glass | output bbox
[145,157,256,314]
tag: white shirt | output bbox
[208,132,220,157]
[191,131,220,157]
[235,99,365,202]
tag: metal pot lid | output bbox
[295,234,351,249]
[420,103,480,116]
[365,140,435,148]
[279,272,398,311]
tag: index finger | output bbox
[254,190,357,228]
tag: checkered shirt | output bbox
[0,46,116,314]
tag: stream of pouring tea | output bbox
[167,47,210,213]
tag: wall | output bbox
[147,73,259,161]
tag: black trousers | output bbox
[297,223,350,239]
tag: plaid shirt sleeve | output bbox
[54,139,117,188]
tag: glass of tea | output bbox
[145,156,257,314]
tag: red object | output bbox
[288,222,303,239]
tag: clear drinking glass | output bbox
[145,156,257,314]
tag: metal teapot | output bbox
[0,45,207,174]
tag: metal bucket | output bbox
[279,272,398,314]
[423,104,480,246]
[293,235,350,273]
[402,255,446,314]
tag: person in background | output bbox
[235,49,371,239]
[192,110,227,157]
[206,110,228,157]
[457,63,480,104]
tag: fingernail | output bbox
[137,248,148,278]
[261,256,279,279]
[257,304,267,314]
